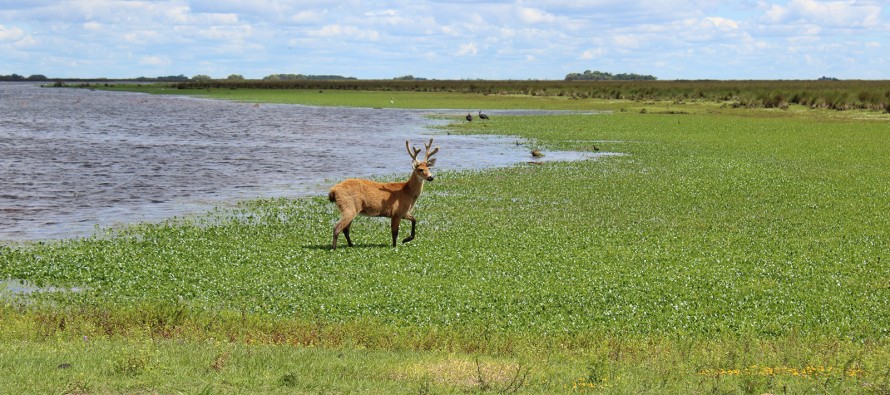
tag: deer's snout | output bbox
[426,175,434,182]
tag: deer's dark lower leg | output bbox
[332,216,355,250]
[343,223,354,247]
[402,218,416,244]
[390,218,400,247]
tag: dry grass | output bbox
[393,356,529,391]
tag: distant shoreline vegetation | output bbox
[262,73,357,81]
[14,72,889,112]
[0,73,49,81]
[564,70,657,81]
[167,79,890,112]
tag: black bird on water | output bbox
[465,113,473,122]
[478,110,490,120]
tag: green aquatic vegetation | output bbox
[2,112,888,339]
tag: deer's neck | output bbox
[405,173,425,199]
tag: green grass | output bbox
[2,332,886,393]
[98,83,611,110]
[95,78,890,111]
[2,89,889,393]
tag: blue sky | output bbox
[1,1,888,80]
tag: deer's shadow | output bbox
[302,243,392,251]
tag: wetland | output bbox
[1,83,887,394]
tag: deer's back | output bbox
[329,178,411,217]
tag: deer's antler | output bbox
[406,140,422,163]
[423,138,439,167]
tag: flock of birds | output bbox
[461,110,602,161]
[465,111,489,122]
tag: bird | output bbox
[465,113,473,122]
[531,149,543,157]
[478,110,490,120]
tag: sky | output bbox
[1,0,888,80]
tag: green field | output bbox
[2,86,889,393]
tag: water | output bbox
[1,82,604,241]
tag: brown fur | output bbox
[329,139,438,249]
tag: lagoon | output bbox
[0,83,598,241]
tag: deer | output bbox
[328,138,439,250]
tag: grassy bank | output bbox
[93,79,890,112]
[2,89,889,393]
[166,79,890,111]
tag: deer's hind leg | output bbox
[342,222,354,247]
[332,212,356,250]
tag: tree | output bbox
[564,70,656,81]
[0,73,25,81]
[157,74,189,81]
[192,74,212,81]
[226,74,245,81]
[263,73,304,80]
[393,75,427,80]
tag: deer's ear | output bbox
[426,158,436,167]
[412,160,421,168]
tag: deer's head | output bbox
[406,138,439,182]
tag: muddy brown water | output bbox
[1,82,604,241]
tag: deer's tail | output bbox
[328,189,337,203]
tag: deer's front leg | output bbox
[401,214,416,244]
[390,217,401,247]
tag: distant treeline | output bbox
[1,74,191,82]
[147,75,190,81]
[172,79,890,112]
[2,73,356,83]
[1,73,48,81]
[262,74,357,81]
[565,70,657,81]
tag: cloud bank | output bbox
[0,0,887,79]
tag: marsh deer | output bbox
[328,138,439,249]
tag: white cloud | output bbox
[760,0,882,28]
[162,5,191,24]
[310,25,380,41]
[0,24,25,41]
[365,9,397,18]
[456,42,478,56]
[139,56,171,66]
[204,13,240,25]
[517,7,557,24]
[197,25,254,42]
[0,0,888,79]
[702,16,739,30]
[83,21,102,31]
[290,10,322,23]
[613,34,642,49]
[580,48,605,59]
[122,30,162,44]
